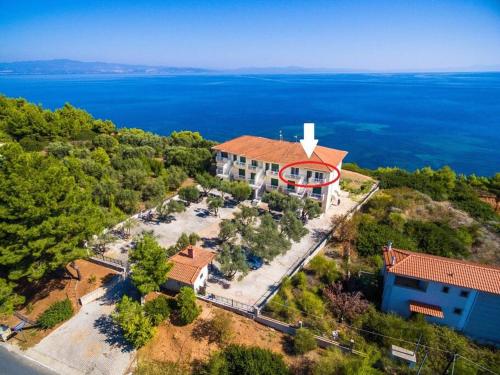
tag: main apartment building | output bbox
[212,135,347,211]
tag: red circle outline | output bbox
[278,160,340,188]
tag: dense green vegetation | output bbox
[344,163,499,222]
[144,295,171,326]
[199,344,290,375]
[113,295,156,348]
[353,188,480,259]
[0,95,215,315]
[130,233,172,295]
[176,287,201,325]
[264,185,499,374]
[37,299,74,329]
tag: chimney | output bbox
[391,255,396,266]
[387,241,392,251]
[187,245,194,259]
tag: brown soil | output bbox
[138,300,319,369]
[341,169,373,183]
[3,260,117,349]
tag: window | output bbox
[291,167,300,175]
[239,169,245,177]
[221,152,228,158]
[287,184,295,192]
[460,290,470,298]
[233,155,237,161]
[251,160,258,167]
[394,276,427,292]
[250,172,255,180]
[240,156,246,163]
[315,172,324,179]
[442,286,450,294]
[307,171,312,179]
[271,163,279,172]
[271,178,279,187]
[453,308,463,315]
[312,187,322,195]
[265,163,269,170]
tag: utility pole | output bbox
[416,351,429,375]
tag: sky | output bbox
[1,0,500,71]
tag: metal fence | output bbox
[90,253,127,268]
[201,293,255,313]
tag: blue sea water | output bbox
[0,73,499,176]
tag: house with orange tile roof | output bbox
[212,131,348,211]
[165,245,216,292]
[381,243,500,345]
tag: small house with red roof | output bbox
[165,245,216,292]
[381,244,500,345]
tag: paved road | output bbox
[0,345,56,375]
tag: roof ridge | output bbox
[396,248,500,272]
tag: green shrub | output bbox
[176,287,201,325]
[113,296,155,348]
[144,296,171,326]
[178,186,200,203]
[308,255,340,284]
[293,328,317,354]
[203,344,289,375]
[37,299,74,329]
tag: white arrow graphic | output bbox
[300,122,318,158]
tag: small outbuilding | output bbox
[165,245,216,292]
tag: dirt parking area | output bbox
[105,194,238,263]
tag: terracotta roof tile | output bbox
[383,247,500,295]
[409,301,444,318]
[168,246,216,285]
[212,135,348,172]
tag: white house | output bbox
[212,134,348,211]
[165,245,216,292]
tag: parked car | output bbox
[247,254,263,270]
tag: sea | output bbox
[0,73,499,176]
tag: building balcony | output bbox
[267,170,279,176]
[216,156,229,163]
[216,168,231,178]
[234,161,246,167]
[288,187,306,198]
[267,184,279,190]
[248,178,264,188]
[285,173,304,183]
[309,177,326,184]
[309,192,324,200]
[247,164,262,171]
[233,174,246,181]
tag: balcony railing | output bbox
[233,174,246,180]
[247,164,261,171]
[268,184,279,190]
[289,188,305,198]
[216,156,229,163]
[267,170,279,176]
[216,168,230,177]
[248,178,263,187]
[234,161,246,167]
[285,173,302,180]
[309,193,324,200]
[309,177,326,183]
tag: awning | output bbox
[409,301,444,318]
